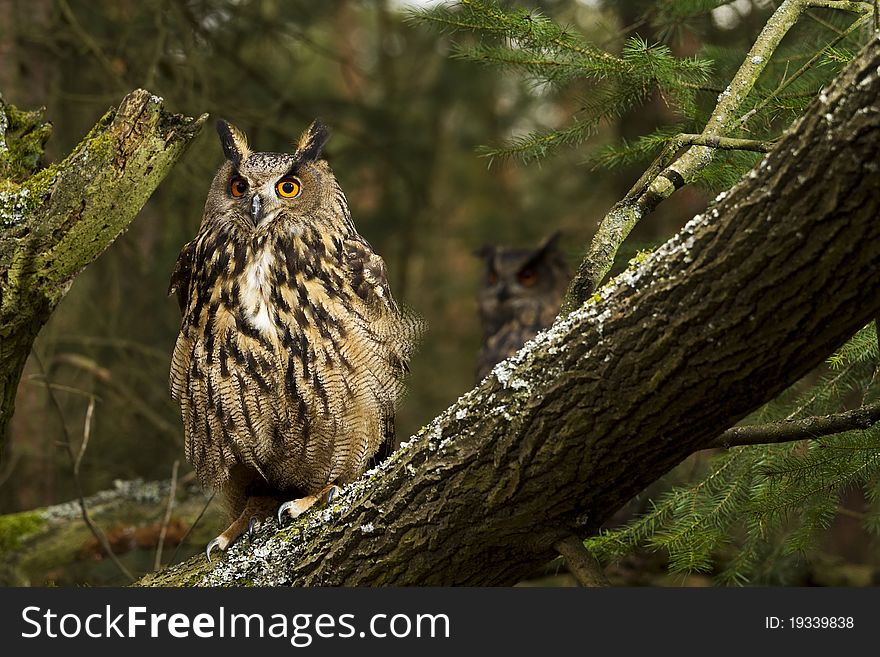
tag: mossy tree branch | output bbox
[0,89,207,449]
[559,0,873,315]
[138,38,880,587]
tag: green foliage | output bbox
[412,0,712,163]
[414,0,873,194]
[587,324,880,584]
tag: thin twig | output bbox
[836,505,866,519]
[807,0,873,11]
[154,460,180,571]
[554,534,610,587]
[32,352,135,582]
[709,401,880,449]
[169,490,216,567]
[50,353,181,444]
[74,395,96,476]
[733,12,871,131]
[24,376,104,401]
[671,133,775,152]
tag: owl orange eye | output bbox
[517,268,537,287]
[230,176,248,197]
[276,177,302,198]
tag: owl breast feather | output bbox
[239,246,276,334]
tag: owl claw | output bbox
[205,536,228,562]
[277,486,338,525]
[247,516,259,538]
[277,500,295,525]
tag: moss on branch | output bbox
[0,89,207,450]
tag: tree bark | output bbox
[135,39,880,587]
[0,89,207,447]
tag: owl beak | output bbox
[250,194,263,225]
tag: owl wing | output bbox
[168,238,197,314]
[342,237,413,465]
[343,237,400,316]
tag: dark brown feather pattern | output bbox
[169,122,421,529]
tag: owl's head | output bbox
[476,232,570,326]
[204,119,339,230]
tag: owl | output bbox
[475,233,569,381]
[168,119,420,559]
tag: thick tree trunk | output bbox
[137,39,880,587]
[0,90,207,446]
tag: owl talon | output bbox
[324,485,339,505]
[277,500,294,525]
[247,516,259,538]
[206,536,228,562]
[277,495,320,525]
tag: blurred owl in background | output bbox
[169,119,421,559]
[476,233,569,380]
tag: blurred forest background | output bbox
[1,0,707,512]
[2,0,876,585]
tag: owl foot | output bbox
[277,484,340,525]
[205,495,276,562]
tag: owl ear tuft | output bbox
[296,119,331,162]
[537,231,562,254]
[216,119,251,168]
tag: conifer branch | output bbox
[710,402,880,449]
[560,0,859,314]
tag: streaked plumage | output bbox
[169,119,420,557]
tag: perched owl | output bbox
[475,233,569,380]
[169,119,420,559]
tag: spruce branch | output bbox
[560,0,865,314]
